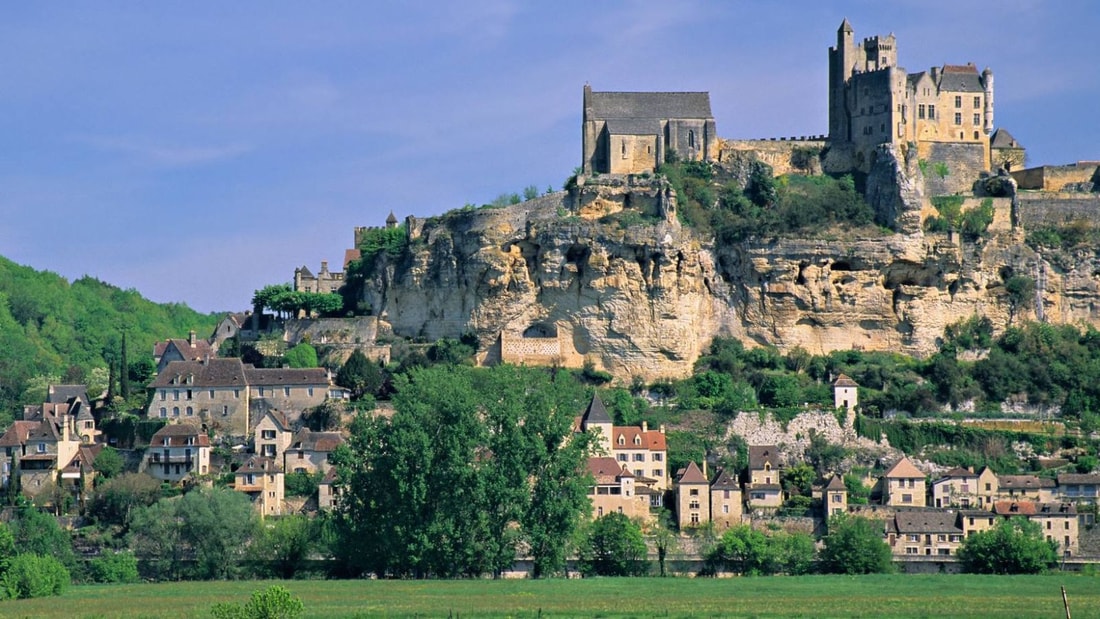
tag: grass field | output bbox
[2,574,1097,618]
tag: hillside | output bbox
[0,256,220,420]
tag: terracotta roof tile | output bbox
[884,457,924,479]
[611,426,666,451]
[677,461,708,485]
[994,501,1076,516]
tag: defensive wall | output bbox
[1012,162,1100,192]
[719,137,826,176]
[1016,192,1100,229]
[920,142,988,196]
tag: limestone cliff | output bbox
[356,160,1100,380]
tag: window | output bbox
[234,389,240,399]
[617,436,625,446]
[308,388,314,397]
[173,390,180,401]
[950,535,962,543]
[262,430,276,440]
[284,387,291,397]
[973,96,981,108]
[937,534,946,542]
[209,389,215,398]
[985,483,991,491]
[37,442,46,454]
[724,490,730,499]
[954,113,962,125]
[955,95,962,108]
[653,470,663,477]
[937,548,951,556]
[902,494,913,503]
[621,140,626,159]
[973,131,979,139]
[186,407,193,416]
[633,453,644,462]
[186,389,192,400]
[634,469,643,477]
[689,489,699,496]
[653,453,662,462]
[160,407,167,418]
[160,390,166,401]
[633,436,641,446]
[689,500,700,510]
[906,547,918,555]
[928,105,935,119]
[688,130,695,149]
[1047,521,1053,530]
[973,114,980,125]
[723,505,729,514]
[222,405,229,416]
[617,454,628,462]
[832,493,843,502]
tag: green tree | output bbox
[283,343,319,369]
[957,517,1057,574]
[578,513,649,577]
[93,446,125,480]
[0,554,69,600]
[820,515,893,574]
[252,516,316,579]
[89,472,163,528]
[335,350,383,400]
[707,525,773,575]
[129,488,257,580]
[87,551,140,584]
[781,462,814,498]
[8,507,76,573]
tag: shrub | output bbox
[210,585,304,619]
[0,554,69,600]
[87,551,140,584]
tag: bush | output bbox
[210,584,304,619]
[87,551,140,584]
[0,554,69,599]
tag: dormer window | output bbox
[617,435,625,446]
[764,462,771,471]
[37,443,46,453]
[633,436,641,446]
[163,438,170,446]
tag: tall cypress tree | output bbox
[120,332,131,400]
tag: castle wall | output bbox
[920,142,988,195]
[1016,193,1100,228]
[1012,163,1100,191]
[720,139,826,176]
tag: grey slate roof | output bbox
[152,359,248,388]
[825,475,847,491]
[589,91,712,120]
[938,65,984,92]
[47,385,88,405]
[711,467,740,491]
[605,118,663,136]
[748,445,780,471]
[1057,473,1100,485]
[246,367,329,387]
[991,128,1021,149]
[582,393,612,425]
[893,510,962,534]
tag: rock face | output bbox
[357,166,1100,380]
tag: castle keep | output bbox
[581,85,717,175]
[827,19,994,177]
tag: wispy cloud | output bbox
[71,135,252,167]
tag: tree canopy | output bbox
[957,517,1058,574]
[577,513,649,577]
[329,364,592,578]
[819,515,893,574]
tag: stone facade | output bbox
[293,261,344,295]
[234,455,284,518]
[144,423,211,483]
[582,86,717,175]
[1012,162,1100,191]
[827,20,993,175]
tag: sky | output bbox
[1,1,1097,314]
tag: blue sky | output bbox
[1,1,1097,314]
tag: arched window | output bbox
[173,407,180,417]
[186,407,193,416]
[634,435,641,446]
[618,435,625,446]
[688,130,695,148]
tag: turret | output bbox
[982,67,994,135]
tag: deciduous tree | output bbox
[957,517,1057,574]
[820,515,893,574]
[577,513,648,577]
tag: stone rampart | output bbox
[920,142,988,196]
[1017,193,1100,228]
[1013,162,1100,191]
[719,138,826,176]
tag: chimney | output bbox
[189,330,196,346]
[320,260,329,274]
[659,424,666,434]
[703,460,708,479]
[641,421,648,433]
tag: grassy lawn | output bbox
[2,574,1097,618]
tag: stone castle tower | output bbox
[827,19,994,176]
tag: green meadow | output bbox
[2,574,1097,618]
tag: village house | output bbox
[675,462,709,529]
[824,474,848,517]
[743,445,783,511]
[284,429,344,475]
[318,467,339,511]
[930,466,998,509]
[996,474,1056,502]
[578,394,668,496]
[1055,473,1100,506]
[888,510,965,557]
[586,456,652,522]
[993,501,1079,556]
[147,358,329,438]
[876,456,926,507]
[143,423,211,483]
[234,455,284,518]
[710,467,742,529]
[254,409,294,461]
[958,509,999,537]
[153,331,216,374]
[833,374,858,419]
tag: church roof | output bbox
[677,461,708,485]
[605,118,663,136]
[582,393,612,425]
[588,91,713,121]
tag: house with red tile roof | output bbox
[578,394,668,496]
[993,500,1079,556]
[586,456,653,522]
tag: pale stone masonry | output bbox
[143,423,211,483]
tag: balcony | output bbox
[149,454,195,465]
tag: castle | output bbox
[826,19,995,177]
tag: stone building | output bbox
[143,423,211,483]
[153,331,215,374]
[827,19,994,175]
[930,466,998,509]
[743,445,783,511]
[581,84,717,175]
[586,456,653,522]
[293,260,344,295]
[578,394,669,493]
[833,374,858,419]
[284,429,344,475]
[254,409,294,461]
[675,461,709,529]
[824,474,848,517]
[993,501,1079,556]
[234,455,284,518]
[148,358,329,438]
[876,456,926,507]
[710,467,742,529]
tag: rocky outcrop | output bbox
[354,171,1100,380]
